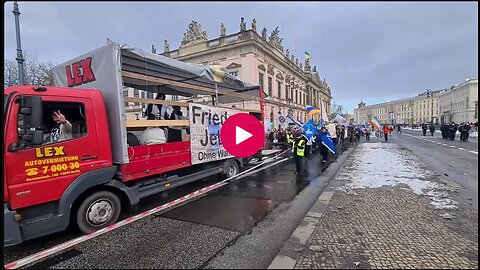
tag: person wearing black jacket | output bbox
[318,126,329,163]
[449,122,457,141]
[459,123,466,141]
[166,106,184,142]
[460,123,472,142]
[429,124,435,136]
[464,123,472,141]
[421,123,428,136]
[146,93,168,120]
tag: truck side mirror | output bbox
[21,96,43,129]
[12,95,45,150]
[21,130,44,145]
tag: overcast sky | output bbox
[4,2,478,113]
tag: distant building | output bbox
[438,78,478,124]
[162,19,333,127]
[354,88,448,125]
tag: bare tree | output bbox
[332,102,344,115]
[4,52,56,88]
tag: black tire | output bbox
[76,191,121,234]
[224,160,239,178]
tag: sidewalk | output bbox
[270,142,478,269]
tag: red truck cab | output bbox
[3,86,120,246]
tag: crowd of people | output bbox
[265,119,477,175]
[440,122,476,142]
[266,122,373,174]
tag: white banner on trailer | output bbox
[189,103,238,165]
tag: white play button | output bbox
[236,126,253,145]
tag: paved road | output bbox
[393,129,478,209]
[4,148,351,269]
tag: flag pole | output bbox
[215,82,219,107]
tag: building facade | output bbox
[354,89,446,125]
[162,19,333,127]
[438,78,478,124]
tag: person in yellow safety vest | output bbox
[287,131,295,146]
[292,129,307,174]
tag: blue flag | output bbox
[303,119,316,140]
[319,130,336,154]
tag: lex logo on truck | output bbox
[65,57,96,87]
[35,146,65,158]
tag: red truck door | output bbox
[4,95,103,210]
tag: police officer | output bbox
[422,123,428,136]
[292,129,307,174]
[287,129,295,147]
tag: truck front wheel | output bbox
[76,191,121,234]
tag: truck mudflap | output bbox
[4,204,22,247]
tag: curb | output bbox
[268,146,356,269]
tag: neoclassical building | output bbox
[438,78,478,124]
[161,19,333,127]
[354,89,446,125]
[354,78,478,125]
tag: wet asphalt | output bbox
[395,130,478,209]
[3,149,345,269]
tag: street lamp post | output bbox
[427,89,434,125]
[13,1,25,85]
[409,99,414,127]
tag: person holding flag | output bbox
[302,119,316,160]
[369,115,382,139]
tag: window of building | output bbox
[475,101,478,119]
[259,73,264,90]
[134,89,140,106]
[268,77,273,97]
[141,91,146,110]
[285,85,289,101]
[147,91,153,99]
[277,81,281,99]
[295,89,298,104]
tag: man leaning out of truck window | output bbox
[50,110,73,143]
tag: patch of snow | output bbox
[335,186,358,195]
[335,143,458,210]
[430,197,458,210]
[470,131,478,138]
[440,213,455,219]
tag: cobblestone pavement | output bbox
[295,143,478,269]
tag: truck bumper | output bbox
[4,204,23,247]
